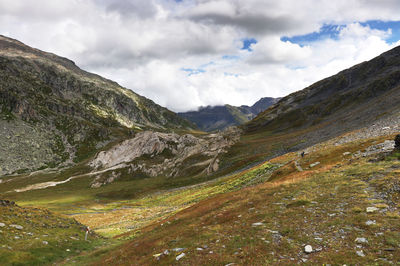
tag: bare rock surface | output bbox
[89,127,241,187]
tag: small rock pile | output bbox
[0,200,15,206]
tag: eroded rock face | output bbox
[89,127,241,187]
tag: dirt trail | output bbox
[11,163,128,193]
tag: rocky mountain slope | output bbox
[0,35,195,176]
[246,47,400,136]
[221,45,400,170]
[178,97,280,131]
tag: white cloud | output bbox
[0,0,400,111]
[247,37,312,64]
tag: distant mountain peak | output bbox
[178,97,280,131]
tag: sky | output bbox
[1,0,400,112]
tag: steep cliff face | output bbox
[0,35,194,176]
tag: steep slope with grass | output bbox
[246,46,400,135]
[215,45,400,175]
[0,35,194,176]
[178,97,279,131]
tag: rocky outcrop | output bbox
[352,140,395,158]
[89,127,241,187]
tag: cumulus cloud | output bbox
[246,37,312,64]
[0,0,400,111]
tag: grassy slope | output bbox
[0,204,110,265]
[0,130,398,265]
[88,134,400,265]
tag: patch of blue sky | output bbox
[281,24,344,46]
[360,20,400,44]
[224,72,239,77]
[222,55,240,60]
[181,68,205,76]
[199,61,215,68]
[241,38,257,51]
[281,20,400,46]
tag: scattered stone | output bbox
[310,162,320,168]
[343,152,351,156]
[163,249,170,255]
[176,253,185,261]
[356,250,365,257]
[14,236,20,239]
[66,249,70,252]
[0,200,15,206]
[366,220,376,226]
[153,253,162,260]
[355,237,368,244]
[294,161,303,172]
[252,222,264,227]
[196,247,204,251]
[42,241,48,245]
[225,263,236,266]
[0,223,5,227]
[314,237,323,241]
[360,140,395,157]
[366,207,379,213]
[384,248,396,252]
[202,245,208,249]
[172,248,185,252]
[304,245,313,253]
[9,224,23,230]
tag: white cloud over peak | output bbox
[0,0,400,111]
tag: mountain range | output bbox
[0,35,399,265]
[178,97,280,131]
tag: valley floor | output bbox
[87,133,400,265]
[0,130,399,265]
